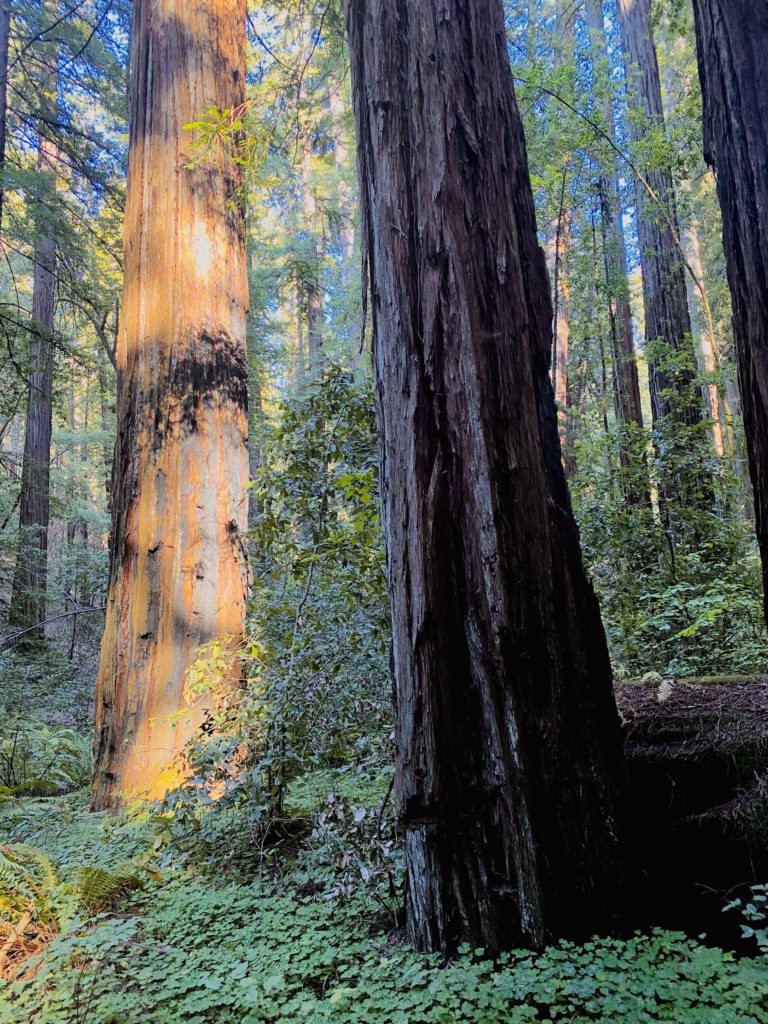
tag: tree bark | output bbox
[92,0,249,808]
[691,0,768,620]
[345,0,625,954]
[8,75,58,636]
[617,0,700,429]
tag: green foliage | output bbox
[5,869,767,1023]
[0,725,91,800]
[725,885,768,957]
[154,369,391,866]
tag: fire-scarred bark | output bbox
[92,0,249,808]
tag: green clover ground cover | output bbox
[1,788,767,1024]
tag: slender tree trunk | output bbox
[0,0,10,232]
[301,146,323,379]
[294,270,305,385]
[683,222,725,458]
[527,0,536,60]
[8,96,58,635]
[585,0,644,437]
[97,343,113,498]
[329,82,357,356]
[92,0,249,809]
[691,0,768,619]
[547,1,573,463]
[617,0,700,429]
[548,192,570,460]
[345,0,625,954]
[246,245,264,528]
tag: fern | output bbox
[74,863,146,913]
[0,842,159,976]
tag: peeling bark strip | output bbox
[345,0,625,953]
[92,0,249,809]
[691,0,768,622]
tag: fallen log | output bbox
[619,679,768,946]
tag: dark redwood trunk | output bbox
[8,127,57,634]
[691,0,768,621]
[345,0,625,954]
[617,0,700,429]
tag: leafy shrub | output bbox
[153,369,392,866]
[725,884,768,956]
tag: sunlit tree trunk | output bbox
[691,0,768,619]
[92,0,249,809]
[345,0,625,954]
[617,0,701,430]
[683,222,725,459]
[97,342,113,498]
[8,74,58,636]
[547,1,573,464]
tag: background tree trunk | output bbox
[691,0,768,619]
[8,88,58,635]
[617,0,700,429]
[302,146,323,380]
[345,0,625,954]
[547,1,573,463]
[92,0,249,809]
[585,0,645,438]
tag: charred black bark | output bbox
[691,0,768,623]
[345,0,626,954]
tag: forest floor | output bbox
[1,668,768,1022]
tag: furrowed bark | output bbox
[691,0,768,622]
[345,0,625,954]
[92,0,249,808]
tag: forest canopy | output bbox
[1,0,767,1021]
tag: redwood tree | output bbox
[345,0,625,953]
[92,0,249,808]
[691,0,768,617]
[8,19,58,637]
[617,0,700,430]
[584,0,644,441]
